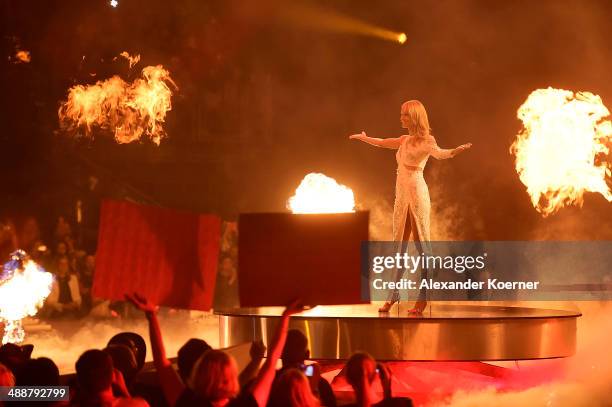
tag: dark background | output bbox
[1,0,611,241]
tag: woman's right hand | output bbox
[349,131,366,140]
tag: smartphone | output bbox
[303,364,314,377]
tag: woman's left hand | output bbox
[453,143,472,156]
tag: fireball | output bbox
[58,64,177,145]
[288,173,355,214]
[511,87,612,216]
[0,251,53,344]
[14,50,31,63]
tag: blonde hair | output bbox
[402,100,431,138]
[270,368,320,407]
[189,350,239,401]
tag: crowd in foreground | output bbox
[1,296,413,407]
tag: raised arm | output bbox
[126,293,185,407]
[249,300,304,407]
[238,340,266,387]
[349,131,405,149]
[429,138,472,160]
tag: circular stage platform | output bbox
[216,303,580,361]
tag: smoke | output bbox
[358,166,473,242]
[360,196,393,241]
[429,301,612,407]
[428,166,474,241]
[23,304,612,405]
[528,206,612,241]
[25,311,219,374]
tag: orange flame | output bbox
[118,51,141,69]
[511,87,612,216]
[0,258,53,344]
[288,173,356,214]
[58,65,177,145]
[14,50,31,63]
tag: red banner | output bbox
[93,200,221,311]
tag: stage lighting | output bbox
[397,33,407,44]
[110,0,118,7]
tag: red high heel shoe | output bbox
[379,291,400,313]
[378,300,397,313]
[407,300,427,315]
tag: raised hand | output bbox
[282,298,306,317]
[349,131,367,140]
[112,368,130,397]
[453,142,472,156]
[377,362,393,399]
[249,339,267,361]
[308,362,322,390]
[125,292,158,315]
[458,142,472,151]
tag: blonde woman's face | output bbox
[400,104,410,129]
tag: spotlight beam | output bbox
[277,2,407,44]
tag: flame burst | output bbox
[288,173,355,214]
[511,87,612,216]
[0,251,53,344]
[14,50,31,63]
[58,65,177,145]
[118,51,141,69]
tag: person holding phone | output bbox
[273,329,337,407]
[268,368,321,407]
[343,352,413,407]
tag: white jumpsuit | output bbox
[390,135,453,301]
[393,136,432,243]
